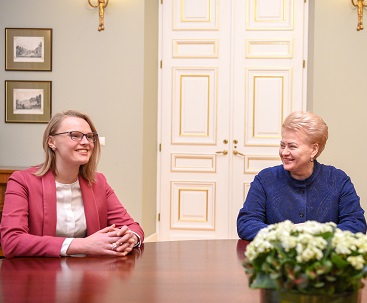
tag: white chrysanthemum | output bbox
[294,220,335,235]
[332,230,358,255]
[347,255,365,270]
[245,221,294,260]
[245,239,274,261]
[294,233,327,263]
[243,220,367,292]
[355,233,367,254]
[281,235,298,252]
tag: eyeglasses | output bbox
[52,131,99,143]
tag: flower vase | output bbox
[260,289,361,303]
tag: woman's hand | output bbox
[66,224,137,256]
[112,225,139,255]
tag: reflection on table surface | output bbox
[0,239,366,303]
[1,248,142,303]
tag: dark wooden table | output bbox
[0,239,366,303]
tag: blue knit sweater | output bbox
[237,160,367,240]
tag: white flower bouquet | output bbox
[243,220,367,295]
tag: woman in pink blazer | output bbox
[0,110,144,257]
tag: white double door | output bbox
[157,0,308,240]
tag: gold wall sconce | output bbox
[351,0,367,31]
[88,0,109,31]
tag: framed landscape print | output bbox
[5,28,52,71]
[5,80,52,123]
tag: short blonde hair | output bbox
[34,110,101,184]
[282,111,328,159]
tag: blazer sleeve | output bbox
[0,169,66,258]
[0,170,144,258]
[85,173,144,243]
[337,175,367,234]
[236,174,268,241]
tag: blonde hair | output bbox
[282,111,328,159]
[34,110,101,184]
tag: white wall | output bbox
[0,0,158,235]
[308,1,367,215]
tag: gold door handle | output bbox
[233,150,245,157]
[216,150,228,155]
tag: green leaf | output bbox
[294,274,309,290]
[250,272,278,289]
[313,282,325,288]
[330,252,349,269]
[325,275,337,282]
[315,260,332,275]
[305,268,317,280]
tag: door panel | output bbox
[171,67,218,144]
[158,0,308,240]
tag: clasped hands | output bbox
[67,224,138,256]
[106,224,138,255]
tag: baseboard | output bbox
[144,233,158,242]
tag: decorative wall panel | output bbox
[173,40,218,58]
[171,181,216,230]
[244,155,282,174]
[245,68,291,146]
[246,40,293,59]
[171,153,216,173]
[173,0,219,30]
[246,0,294,30]
[172,67,217,144]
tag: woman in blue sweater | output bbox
[237,111,367,240]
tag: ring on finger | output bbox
[111,242,117,251]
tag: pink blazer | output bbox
[0,167,144,257]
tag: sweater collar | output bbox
[283,160,321,188]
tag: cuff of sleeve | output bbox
[132,232,141,248]
[60,238,74,256]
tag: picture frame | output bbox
[5,28,52,71]
[5,80,52,123]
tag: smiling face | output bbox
[48,117,94,174]
[279,129,319,180]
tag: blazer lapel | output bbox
[79,176,101,235]
[42,171,57,236]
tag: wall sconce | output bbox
[351,0,367,31]
[88,0,109,31]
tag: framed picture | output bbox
[5,28,52,71]
[5,80,52,123]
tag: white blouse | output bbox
[55,180,87,256]
[55,179,141,256]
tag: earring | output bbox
[310,157,314,162]
[50,145,56,151]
